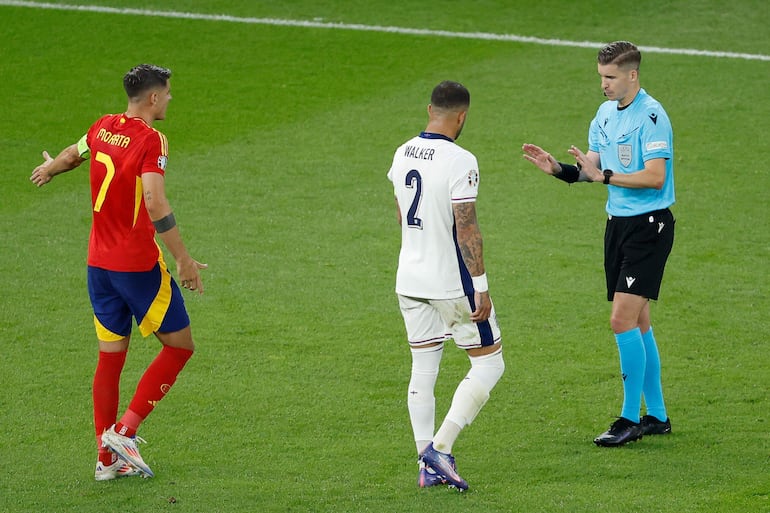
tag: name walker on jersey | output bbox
[404,145,434,160]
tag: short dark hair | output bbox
[430,81,470,110]
[123,64,172,99]
[597,41,641,69]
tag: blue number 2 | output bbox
[405,169,423,229]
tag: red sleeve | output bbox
[141,129,168,176]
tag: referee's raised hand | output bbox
[522,143,560,175]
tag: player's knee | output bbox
[410,344,443,373]
[609,314,638,334]
[157,329,195,352]
[408,344,442,397]
[171,335,195,353]
[468,349,504,392]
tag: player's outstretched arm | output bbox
[30,144,86,187]
[141,172,208,294]
[453,201,492,322]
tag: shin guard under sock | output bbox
[615,328,646,424]
[641,327,667,421]
[93,350,127,447]
[116,346,193,437]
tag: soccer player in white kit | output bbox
[387,81,504,491]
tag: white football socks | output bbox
[433,348,504,454]
[408,344,444,454]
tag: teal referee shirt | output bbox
[588,88,675,216]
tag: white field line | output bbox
[2,0,770,62]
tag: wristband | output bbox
[152,212,176,233]
[555,162,580,183]
[471,273,488,293]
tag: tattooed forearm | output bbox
[453,202,484,276]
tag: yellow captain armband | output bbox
[77,134,90,158]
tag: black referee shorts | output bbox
[604,208,675,301]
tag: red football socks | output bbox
[93,350,128,447]
[115,346,193,438]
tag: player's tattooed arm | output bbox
[454,200,492,323]
[453,201,484,276]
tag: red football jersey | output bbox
[84,114,167,271]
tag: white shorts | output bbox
[397,294,502,349]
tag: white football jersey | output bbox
[387,132,480,299]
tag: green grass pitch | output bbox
[1,1,768,512]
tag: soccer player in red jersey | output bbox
[31,64,206,480]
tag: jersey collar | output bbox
[617,88,646,111]
[419,131,454,143]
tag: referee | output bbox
[522,41,675,447]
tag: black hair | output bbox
[123,64,172,99]
[430,81,470,110]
